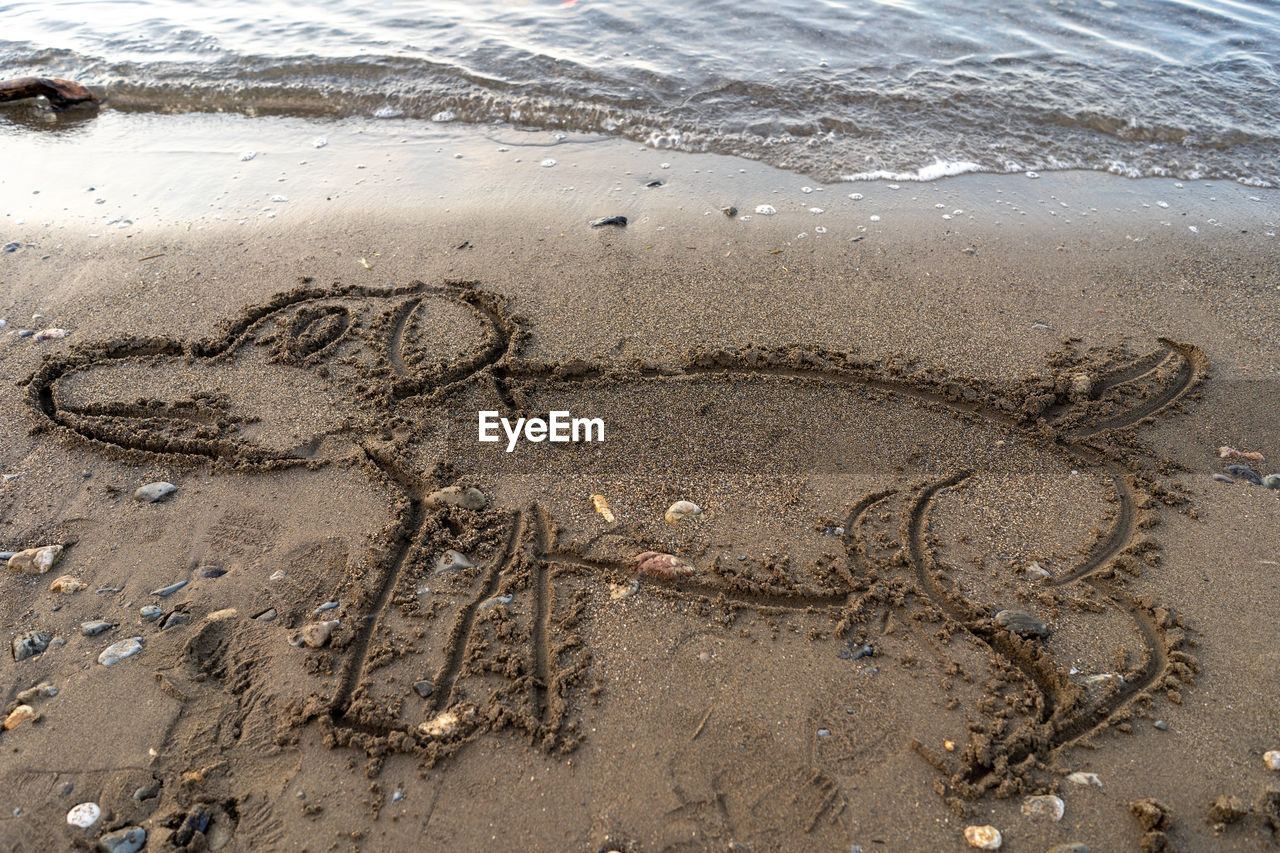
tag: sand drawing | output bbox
[24,278,1208,801]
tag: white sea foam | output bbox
[842,160,983,183]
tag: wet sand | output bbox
[1,113,1279,851]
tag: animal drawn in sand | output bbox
[26,278,1206,798]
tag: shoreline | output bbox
[2,111,1279,851]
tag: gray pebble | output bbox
[839,643,874,660]
[80,620,116,637]
[17,329,34,337]
[134,481,177,502]
[313,601,339,614]
[12,630,51,662]
[151,580,187,597]
[97,825,146,853]
[478,594,513,610]
[140,605,162,621]
[590,215,628,227]
[1213,473,1235,484]
[995,609,1050,639]
[1046,845,1090,853]
[817,728,831,737]
[254,608,277,622]
[1154,720,1168,730]
[1264,474,1280,490]
[413,679,434,698]
[161,611,190,631]
[2,242,19,253]
[98,637,143,666]
[1225,465,1263,485]
[133,782,160,801]
[392,790,404,802]
[0,551,15,561]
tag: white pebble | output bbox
[239,151,257,162]
[66,802,101,828]
[98,637,143,666]
[541,159,557,168]
[964,825,1001,849]
[809,207,824,214]
[312,137,327,148]
[801,186,813,193]
[1264,750,1280,770]
[1021,794,1065,821]
[848,193,864,200]
[755,205,777,215]
[1066,771,1102,787]
[869,215,881,221]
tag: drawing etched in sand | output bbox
[25,278,1208,806]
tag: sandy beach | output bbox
[2,112,1279,851]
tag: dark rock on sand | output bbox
[995,609,1050,639]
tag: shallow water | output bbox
[2,0,1278,185]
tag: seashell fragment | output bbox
[98,637,143,666]
[66,801,101,828]
[1022,794,1065,821]
[7,544,63,575]
[436,549,473,573]
[33,328,68,342]
[418,704,475,739]
[3,704,38,730]
[635,551,694,580]
[1067,771,1103,787]
[591,494,615,523]
[664,500,702,524]
[1264,750,1280,771]
[49,575,87,593]
[1025,561,1050,582]
[1220,446,1265,463]
[12,630,52,661]
[964,825,1002,849]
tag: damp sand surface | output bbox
[1,116,1279,850]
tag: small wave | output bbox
[842,160,985,183]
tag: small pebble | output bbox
[151,580,187,597]
[139,605,162,621]
[478,594,513,610]
[1022,794,1065,821]
[12,630,52,662]
[591,494,616,523]
[97,825,146,853]
[664,500,702,523]
[839,643,875,660]
[313,601,339,614]
[33,328,68,342]
[392,790,403,802]
[161,611,190,630]
[270,569,286,581]
[66,802,101,828]
[133,782,160,801]
[80,619,116,637]
[1213,473,1235,484]
[172,806,211,846]
[540,159,557,168]
[254,608,277,621]
[7,543,64,575]
[590,216,627,228]
[98,637,143,666]
[755,204,777,215]
[240,151,257,161]
[3,704,38,730]
[817,728,831,737]
[1225,464,1263,485]
[134,481,176,502]
[424,485,486,510]
[49,575,87,593]
[1264,750,1280,771]
[207,608,237,621]
[1154,720,1167,730]
[298,620,339,648]
[995,609,1050,639]
[15,682,57,703]
[1025,561,1051,582]
[609,579,639,600]
[1067,771,1103,787]
[964,824,1002,849]
[1263,474,1280,489]
[413,679,434,698]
